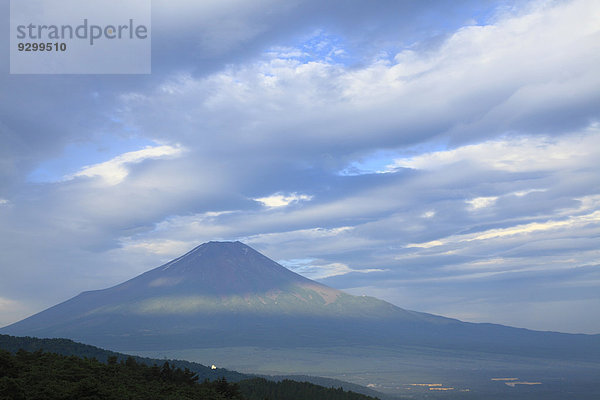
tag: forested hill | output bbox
[0,334,246,382]
[0,349,241,400]
[239,378,381,400]
[0,335,380,400]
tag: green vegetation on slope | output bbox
[0,348,242,400]
[239,378,380,400]
[0,334,246,383]
[0,335,380,400]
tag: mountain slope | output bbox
[1,242,437,347]
[9,241,423,321]
[1,241,598,360]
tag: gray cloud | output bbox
[1,0,599,333]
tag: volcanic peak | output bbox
[113,241,315,297]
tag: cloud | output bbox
[68,145,184,185]
[118,1,600,162]
[0,297,19,311]
[1,0,600,334]
[407,207,600,249]
[0,296,33,327]
[254,192,313,208]
[389,128,600,173]
[280,259,387,280]
[466,196,498,210]
[120,239,193,257]
[512,188,547,197]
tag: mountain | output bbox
[2,241,599,361]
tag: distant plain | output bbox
[131,344,600,399]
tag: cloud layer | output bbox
[1,0,599,333]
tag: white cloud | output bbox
[121,239,192,257]
[2,0,600,334]
[407,210,600,249]
[466,196,498,210]
[281,259,387,280]
[254,192,313,208]
[422,210,436,218]
[405,240,445,250]
[121,0,600,161]
[512,188,547,197]
[390,129,600,173]
[68,145,184,185]
[0,199,8,205]
[245,226,355,243]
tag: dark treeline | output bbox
[0,337,380,400]
[239,378,380,400]
[0,348,242,399]
[0,334,246,383]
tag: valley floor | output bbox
[128,345,600,400]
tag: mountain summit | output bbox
[2,242,598,360]
[1,241,424,349]
[116,241,318,296]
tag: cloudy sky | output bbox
[1,0,599,334]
